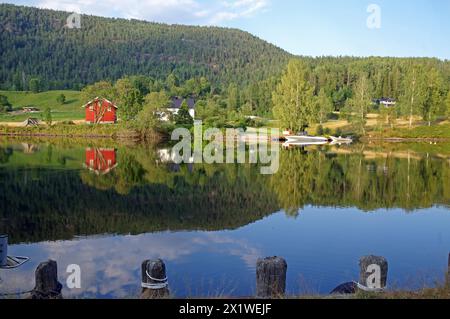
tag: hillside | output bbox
[0,4,292,91]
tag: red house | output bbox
[84,148,118,175]
[83,98,118,124]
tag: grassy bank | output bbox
[0,123,167,142]
[367,124,450,140]
[0,90,83,122]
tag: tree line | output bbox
[272,58,450,133]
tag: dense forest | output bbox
[0,4,291,91]
[1,4,450,131]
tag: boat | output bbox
[329,136,353,144]
[284,135,329,144]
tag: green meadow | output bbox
[0,90,84,122]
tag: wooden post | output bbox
[256,256,287,298]
[141,259,170,299]
[31,260,63,299]
[359,255,388,291]
[446,253,450,288]
[0,234,7,267]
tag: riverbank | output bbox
[0,123,168,143]
[365,124,450,141]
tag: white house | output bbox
[160,97,195,122]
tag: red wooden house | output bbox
[84,148,118,175]
[83,98,118,124]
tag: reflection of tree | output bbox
[1,142,449,244]
[270,148,317,217]
[0,146,13,164]
[270,146,450,215]
[81,152,146,195]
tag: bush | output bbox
[335,128,343,137]
[56,94,66,105]
[316,125,324,136]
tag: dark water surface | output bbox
[0,139,449,298]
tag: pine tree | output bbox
[174,100,194,126]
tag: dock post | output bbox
[446,253,450,288]
[0,234,7,267]
[31,260,63,299]
[358,255,388,292]
[256,256,287,298]
[141,259,170,299]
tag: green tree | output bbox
[272,59,316,132]
[0,95,12,113]
[343,73,372,135]
[136,91,170,129]
[174,100,194,126]
[56,94,66,105]
[446,91,450,119]
[42,107,52,126]
[81,81,116,102]
[316,89,333,124]
[227,83,240,112]
[29,78,41,93]
[399,64,426,128]
[422,68,444,126]
[115,78,143,121]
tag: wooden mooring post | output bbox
[31,260,63,299]
[0,234,7,267]
[256,256,287,298]
[141,259,170,299]
[358,255,388,292]
[446,253,450,288]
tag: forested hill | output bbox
[0,4,292,90]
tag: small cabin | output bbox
[82,98,118,124]
[84,148,117,175]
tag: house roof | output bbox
[82,97,118,109]
[170,97,195,109]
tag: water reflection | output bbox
[0,139,449,297]
[84,148,118,175]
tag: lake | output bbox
[0,138,449,298]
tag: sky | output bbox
[2,0,450,59]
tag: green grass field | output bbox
[0,90,84,122]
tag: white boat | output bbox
[329,136,353,144]
[285,135,329,144]
[283,140,328,148]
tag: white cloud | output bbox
[36,0,270,25]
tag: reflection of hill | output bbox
[0,164,278,244]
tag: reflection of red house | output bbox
[84,148,118,175]
[83,98,118,124]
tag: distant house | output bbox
[84,148,117,175]
[82,98,118,124]
[22,107,40,113]
[373,97,397,108]
[160,97,195,122]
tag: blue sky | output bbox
[3,0,450,59]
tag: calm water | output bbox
[0,139,449,298]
